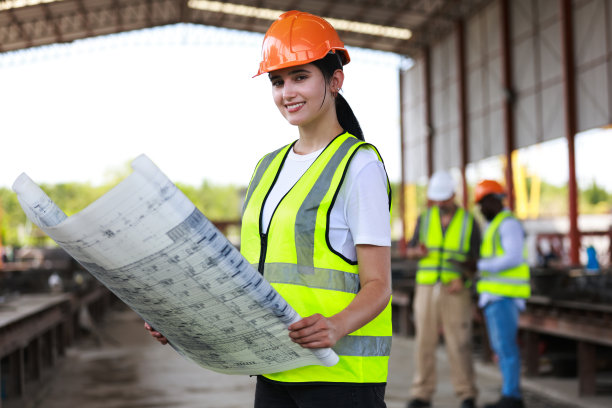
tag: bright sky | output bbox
[1,23,610,194]
[0,24,402,189]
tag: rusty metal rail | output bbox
[390,257,612,398]
[520,295,612,396]
[0,286,113,407]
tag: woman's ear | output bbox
[331,69,345,92]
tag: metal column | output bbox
[499,0,516,210]
[559,0,580,265]
[456,20,468,208]
[398,67,407,256]
[423,47,434,178]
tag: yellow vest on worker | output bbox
[416,206,474,285]
[477,211,531,298]
[241,132,392,384]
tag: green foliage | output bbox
[4,175,607,248]
[39,182,112,216]
[0,187,26,246]
[0,180,245,248]
[529,179,611,216]
[583,179,609,205]
[538,182,569,217]
[177,181,243,221]
[389,181,400,220]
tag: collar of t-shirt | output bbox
[289,145,324,162]
[261,146,324,233]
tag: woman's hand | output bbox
[288,245,391,349]
[144,322,169,345]
[288,313,344,349]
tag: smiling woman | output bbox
[141,10,394,408]
[231,10,393,408]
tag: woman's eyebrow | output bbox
[288,68,310,75]
[269,68,311,81]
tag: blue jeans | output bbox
[254,376,387,408]
[483,298,522,399]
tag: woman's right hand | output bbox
[144,322,169,345]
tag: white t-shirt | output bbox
[262,144,391,262]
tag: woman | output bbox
[147,10,392,407]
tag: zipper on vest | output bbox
[438,220,446,283]
[258,200,283,274]
[258,232,268,274]
[256,142,294,276]
[437,246,444,283]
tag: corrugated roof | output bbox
[0,0,493,55]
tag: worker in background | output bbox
[455,180,531,408]
[147,10,392,407]
[406,170,479,408]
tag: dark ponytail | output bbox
[312,53,365,141]
[334,93,364,141]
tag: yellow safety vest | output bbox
[416,206,474,285]
[477,211,531,298]
[241,132,392,384]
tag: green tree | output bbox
[0,187,27,246]
[178,181,243,221]
[583,179,609,205]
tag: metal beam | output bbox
[7,8,31,48]
[519,309,612,347]
[42,2,63,43]
[76,0,93,37]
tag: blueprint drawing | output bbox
[12,154,338,374]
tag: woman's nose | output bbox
[282,81,296,98]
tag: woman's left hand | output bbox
[288,313,343,349]
[287,245,391,350]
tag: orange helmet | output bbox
[254,10,350,77]
[474,180,505,203]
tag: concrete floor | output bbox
[19,305,612,408]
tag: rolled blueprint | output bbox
[13,154,339,374]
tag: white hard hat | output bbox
[427,170,455,201]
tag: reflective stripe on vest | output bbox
[241,132,392,383]
[416,206,474,285]
[262,263,361,294]
[477,211,531,298]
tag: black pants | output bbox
[254,376,387,408]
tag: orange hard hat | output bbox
[474,180,505,203]
[254,10,350,77]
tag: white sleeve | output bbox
[477,217,525,273]
[343,150,391,247]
